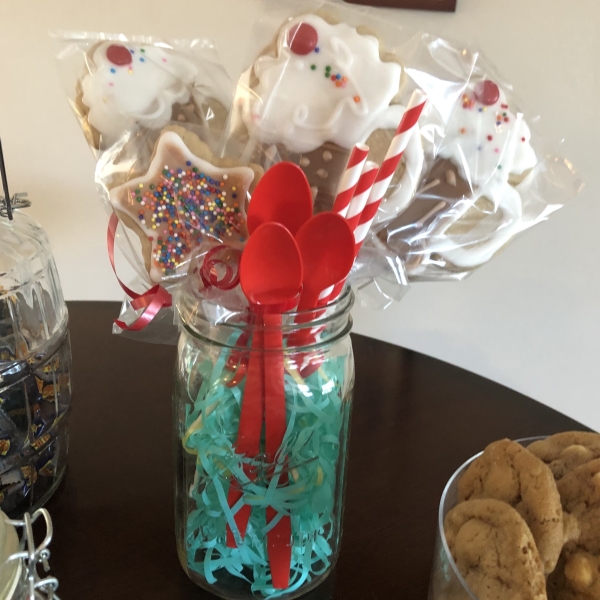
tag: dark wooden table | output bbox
[46,302,586,599]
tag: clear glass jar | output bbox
[0,211,72,518]
[173,282,355,599]
[428,436,545,600]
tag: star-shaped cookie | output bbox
[110,130,255,283]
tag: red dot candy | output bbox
[287,23,318,55]
[475,79,500,106]
[106,44,133,67]
[474,80,500,106]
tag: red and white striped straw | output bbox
[344,161,379,233]
[353,89,427,252]
[322,89,427,305]
[331,143,369,218]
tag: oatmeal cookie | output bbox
[444,498,547,600]
[458,439,563,573]
[528,432,600,481]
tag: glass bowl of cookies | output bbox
[429,432,600,600]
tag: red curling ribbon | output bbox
[199,245,241,291]
[107,212,172,332]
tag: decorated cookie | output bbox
[109,130,256,283]
[238,14,423,217]
[444,498,547,600]
[439,79,537,186]
[79,42,198,147]
[457,439,563,573]
[377,96,531,277]
[528,432,600,481]
[548,549,600,600]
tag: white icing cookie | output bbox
[82,42,197,141]
[439,80,537,186]
[109,131,254,283]
[436,179,523,268]
[243,14,402,154]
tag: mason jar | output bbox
[173,281,355,599]
[0,208,72,519]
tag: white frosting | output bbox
[438,81,537,186]
[427,110,527,270]
[82,42,197,142]
[436,180,523,268]
[243,14,402,153]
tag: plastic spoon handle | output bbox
[263,312,291,589]
[226,315,264,548]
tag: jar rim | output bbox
[175,285,354,350]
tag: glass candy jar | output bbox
[0,208,72,518]
[174,282,355,599]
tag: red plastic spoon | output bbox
[247,162,313,236]
[295,212,355,315]
[239,222,303,589]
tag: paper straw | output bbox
[344,161,379,233]
[353,89,427,251]
[318,161,379,304]
[331,143,369,217]
[323,90,428,305]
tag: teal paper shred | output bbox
[181,336,349,598]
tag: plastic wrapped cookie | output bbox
[108,127,262,284]
[233,13,424,215]
[377,79,538,278]
[70,40,230,151]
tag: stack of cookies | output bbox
[443,432,600,600]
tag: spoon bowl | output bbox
[247,162,313,237]
[295,212,355,312]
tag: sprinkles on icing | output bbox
[134,165,243,274]
[439,79,537,185]
[245,14,402,153]
[109,131,255,282]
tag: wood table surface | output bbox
[45,302,587,599]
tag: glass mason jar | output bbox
[174,282,355,600]
[0,210,72,518]
[428,436,545,600]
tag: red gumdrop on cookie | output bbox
[106,44,133,67]
[474,80,500,106]
[287,23,318,55]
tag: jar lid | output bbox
[0,511,21,600]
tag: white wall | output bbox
[1,0,598,428]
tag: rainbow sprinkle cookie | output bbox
[110,130,255,283]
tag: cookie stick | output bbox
[317,161,379,304]
[331,143,369,217]
[353,89,427,252]
[344,161,380,232]
[324,90,427,304]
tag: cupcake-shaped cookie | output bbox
[378,79,537,277]
[235,14,424,215]
[75,41,228,150]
